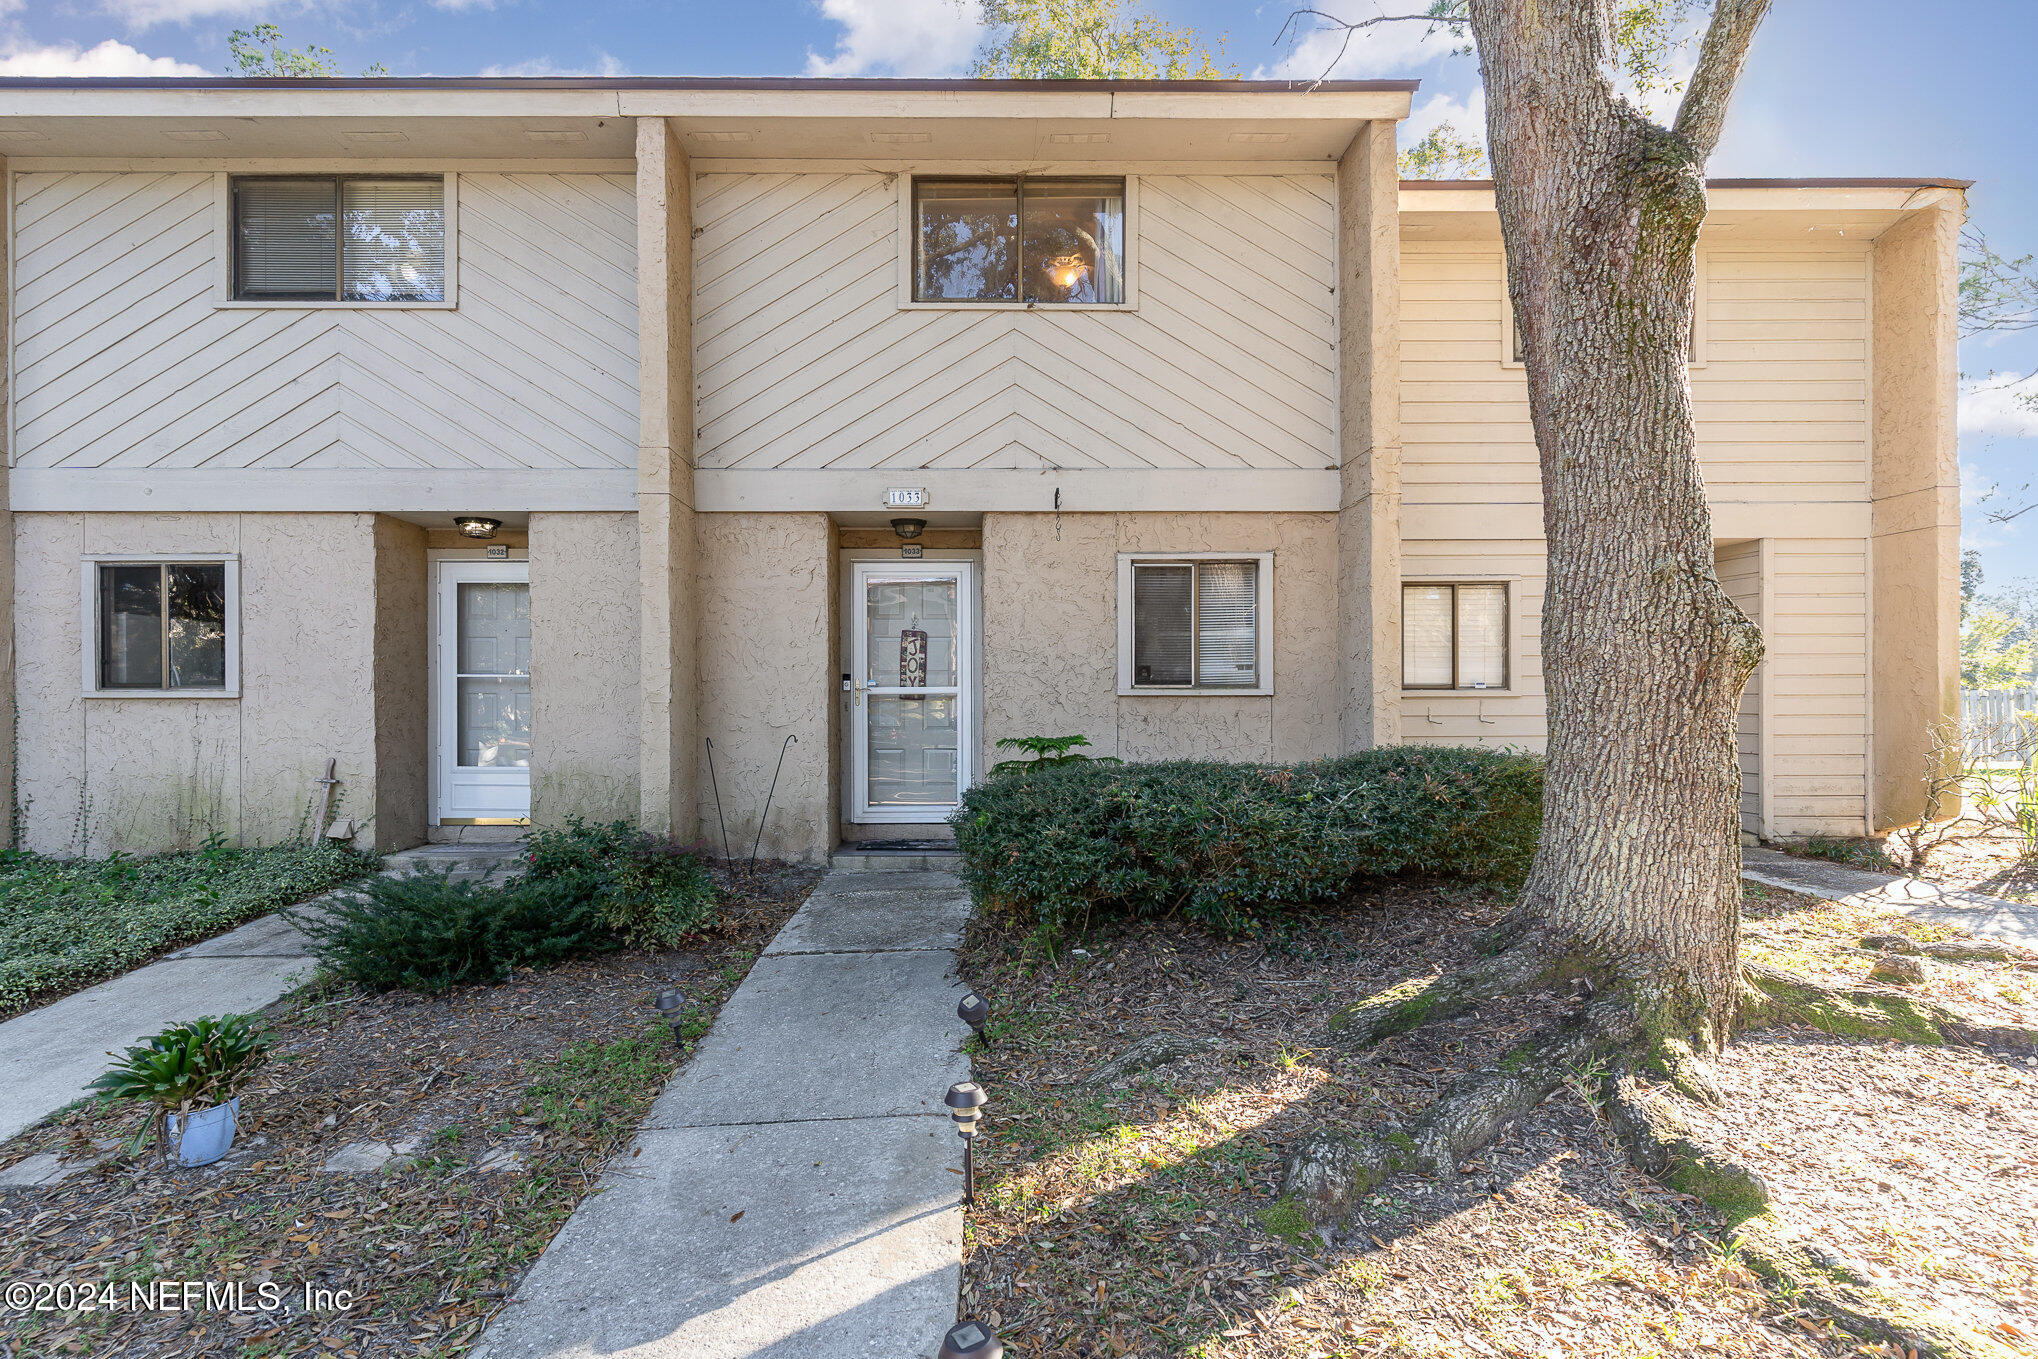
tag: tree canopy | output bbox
[972,0,1233,79]
[228,24,386,78]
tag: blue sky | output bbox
[5,0,2035,589]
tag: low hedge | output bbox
[950,746,1543,936]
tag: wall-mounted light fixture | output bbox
[454,516,503,540]
[891,517,927,540]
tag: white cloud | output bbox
[0,38,208,76]
[477,51,624,77]
[1402,87,1485,151]
[1258,3,1463,81]
[804,0,980,78]
[431,0,494,9]
[1962,370,2038,438]
[99,0,293,27]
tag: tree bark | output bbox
[1465,0,1770,1046]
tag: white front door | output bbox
[850,560,974,823]
[434,560,532,824]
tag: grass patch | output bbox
[0,841,376,1017]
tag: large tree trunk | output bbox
[1468,0,1768,1046]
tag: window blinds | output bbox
[1455,584,1508,688]
[1132,565,1193,687]
[1402,584,1455,688]
[235,179,338,299]
[1194,561,1258,688]
[341,179,446,302]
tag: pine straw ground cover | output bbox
[0,859,819,1359]
[956,880,2038,1359]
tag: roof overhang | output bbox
[1400,177,1971,242]
[0,77,1417,164]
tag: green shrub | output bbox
[298,870,616,995]
[88,1013,272,1114]
[524,818,719,948]
[951,746,1543,937]
[0,843,376,1017]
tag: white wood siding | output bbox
[12,171,638,473]
[1715,539,1764,836]
[1398,241,1874,837]
[691,172,1337,473]
[1400,243,1870,506]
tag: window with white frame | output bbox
[913,177,1126,304]
[1402,582,1509,691]
[85,558,239,696]
[1119,555,1272,692]
[232,176,446,302]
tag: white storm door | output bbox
[435,560,532,823]
[850,561,973,823]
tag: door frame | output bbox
[841,554,981,825]
[428,550,532,826]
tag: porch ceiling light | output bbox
[957,990,990,1035]
[938,1318,1004,1359]
[454,516,503,540]
[891,517,927,540]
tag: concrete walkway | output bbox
[0,843,518,1146]
[474,867,974,1359]
[1743,847,2038,950]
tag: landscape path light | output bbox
[655,988,685,1047]
[938,1318,1003,1359]
[957,989,989,1038]
[945,1080,988,1205]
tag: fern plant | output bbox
[992,734,1122,775]
[88,1014,271,1114]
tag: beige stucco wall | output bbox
[695,513,835,862]
[1870,197,1963,829]
[980,512,1340,768]
[531,511,641,827]
[13,513,384,854]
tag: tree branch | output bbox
[1277,3,1470,87]
[1670,0,1772,161]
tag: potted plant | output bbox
[89,1014,272,1167]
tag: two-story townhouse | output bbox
[0,77,1961,861]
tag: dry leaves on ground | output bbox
[0,859,818,1359]
[957,880,2037,1359]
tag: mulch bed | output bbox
[0,858,819,1359]
[956,880,2038,1359]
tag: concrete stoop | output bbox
[473,866,974,1359]
[829,839,962,875]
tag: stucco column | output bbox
[636,117,699,839]
[1335,121,1403,752]
[1870,192,1963,829]
[0,150,13,848]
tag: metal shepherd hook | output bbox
[748,734,798,879]
[704,737,734,868]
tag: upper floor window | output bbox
[233,176,445,302]
[913,177,1125,305]
[86,557,240,697]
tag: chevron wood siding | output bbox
[691,172,1338,473]
[12,171,638,472]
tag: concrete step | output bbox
[382,842,526,881]
[830,846,962,874]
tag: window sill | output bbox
[213,299,456,311]
[1401,689,1515,699]
[84,689,241,700]
[1120,687,1273,698]
[900,300,1136,313]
